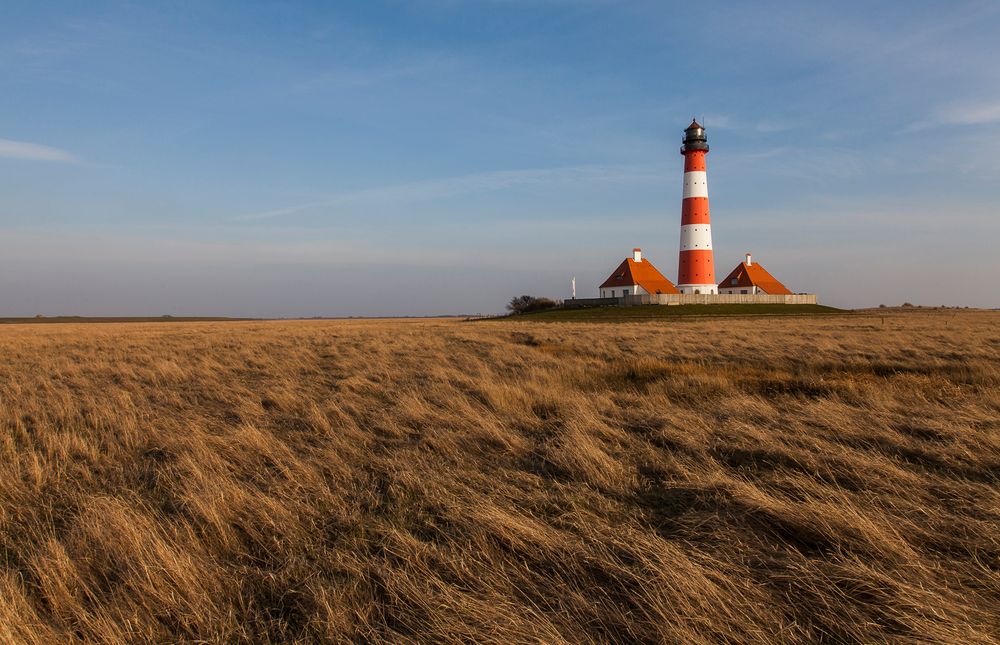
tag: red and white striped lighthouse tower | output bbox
[676,119,717,294]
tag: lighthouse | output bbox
[676,119,717,294]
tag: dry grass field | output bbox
[1,310,998,643]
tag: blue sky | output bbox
[2,0,999,315]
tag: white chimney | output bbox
[745,253,752,266]
[633,247,642,262]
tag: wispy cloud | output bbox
[904,99,1000,133]
[755,120,793,133]
[940,100,1000,126]
[0,138,78,163]
[294,52,462,93]
[695,115,792,134]
[699,114,734,129]
[235,163,664,221]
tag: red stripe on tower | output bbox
[676,119,717,294]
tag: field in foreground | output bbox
[0,316,254,325]
[1,311,998,643]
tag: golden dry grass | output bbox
[1,310,998,643]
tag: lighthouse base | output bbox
[676,284,718,295]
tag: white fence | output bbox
[564,293,818,308]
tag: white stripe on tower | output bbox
[682,171,708,199]
[678,224,713,250]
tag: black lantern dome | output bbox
[681,118,709,154]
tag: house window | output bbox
[611,290,615,297]
[731,279,738,285]
[741,289,748,294]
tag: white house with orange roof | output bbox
[598,248,680,298]
[717,254,793,295]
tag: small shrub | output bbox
[507,295,559,314]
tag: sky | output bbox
[2,0,999,316]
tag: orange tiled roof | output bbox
[600,257,680,294]
[718,261,792,295]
